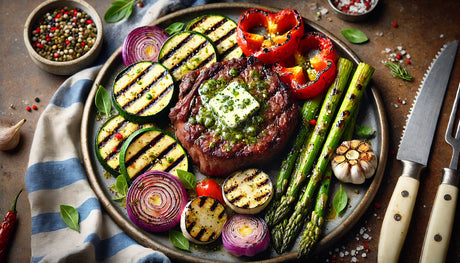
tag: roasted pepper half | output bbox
[276,32,339,99]
[236,8,304,64]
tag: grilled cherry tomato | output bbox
[196,179,225,205]
[276,32,339,99]
[236,8,304,64]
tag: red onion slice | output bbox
[222,214,270,257]
[122,26,169,66]
[126,171,187,232]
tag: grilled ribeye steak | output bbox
[169,57,299,176]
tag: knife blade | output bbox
[378,40,458,263]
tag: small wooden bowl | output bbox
[24,0,103,75]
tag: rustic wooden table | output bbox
[1,0,459,262]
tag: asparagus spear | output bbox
[281,62,375,252]
[275,96,324,200]
[268,58,354,226]
[297,105,359,258]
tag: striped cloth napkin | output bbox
[25,0,214,262]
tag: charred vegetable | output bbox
[94,115,153,176]
[158,31,218,82]
[112,61,175,124]
[222,214,270,257]
[119,127,188,183]
[331,140,377,184]
[186,14,243,61]
[279,62,374,252]
[223,168,273,214]
[126,171,187,232]
[236,8,304,64]
[267,58,354,227]
[180,196,228,244]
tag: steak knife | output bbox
[378,40,458,263]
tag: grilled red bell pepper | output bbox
[0,190,22,262]
[236,8,304,64]
[276,32,339,99]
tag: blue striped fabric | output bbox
[24,0,217,262]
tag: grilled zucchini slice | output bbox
[119,127,188,183]
[158,31,218,82]
[223,168,273,214]
[94,115,154,176]
[112,61,175,124]
[180,196,228,245]
[186,15,243,61]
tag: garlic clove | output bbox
[331,139,377,184]
[0,119,26,151]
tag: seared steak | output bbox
[169,57,299,176]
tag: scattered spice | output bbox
[30,7,97,62]
[115,133,123,139]
[34,97,40,103]
[32,105,38,110]
[26,106,31,112]
[309,119,317,126]
[392,21,398,28]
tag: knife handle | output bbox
[420,169,458,263]
[378,161,422,263]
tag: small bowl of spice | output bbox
[24,0,103,75]
[328,0,379,22]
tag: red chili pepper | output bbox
[236,8,304,64]
[0,190,22,262]
[275,32,338,99]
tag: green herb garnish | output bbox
[95,84,112,117]
[385,62,413,81]
[356,125,376,138]
[333,184,348,216]
[177,169,197,190]
[169,229,190,251]
[60,205,80,232]
[104,0,137,23]
[112,174,128,204]
[340,28,369,44]
[165,22,185,35]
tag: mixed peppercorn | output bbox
[30,7,97,62]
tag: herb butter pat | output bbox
[209,82,260,129]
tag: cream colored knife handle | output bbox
[420,172,458,263]
[378,161,422,263]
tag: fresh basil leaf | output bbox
[165,22,185,35]
[356,125,376,138]
[169,229,190,251]
[104,0,135,23]
[95,85,112,117]
[60,205,80,232]
[341,28,369,44]
[333,184,348,216]
[177,169,197,190]
[115,174,128,196]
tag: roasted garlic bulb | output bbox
[331,140,377,184]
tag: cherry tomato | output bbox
[196,179,225,205]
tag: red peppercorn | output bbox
[112,147,117,152]
[396,54,402,60]
[392,22,398,28]
[374,202,381,209]
[81,42,85,47]
[406,59,411,64]
[87,19,93,24]
[26,106,31,112]
[32,105,38,110]
[309,119,317,126]
[138,2,144,7]
[115,133,123,140]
